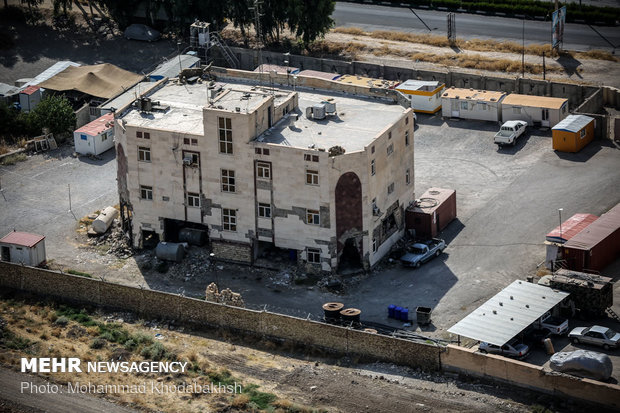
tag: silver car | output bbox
[569,325,620,350]
[479,339,530,359]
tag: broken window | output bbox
[388,131,392,140]
[187,192,200,207]
[306,209,320,225]
[140,185,153,200]
[256,162,271,179]
[580,128,586,138]
[405,130,410,146]
[371,145,375,154]
[222,208,237,231]
[101,132,108,142]
[221,169,236,192]
[387,182,394,195]
[307,247,321,264]
[138,146,151,162]
[387,144,394,156]
[371,159,376,176]
[258,203,271,218]
[136,131,143,139]
[372,238,377,253]
[306,170,319,186]
[218,117,233,154]
[304,154,319,162]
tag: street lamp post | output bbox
[558,208,564,242]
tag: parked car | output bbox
[533,311,569,335]
[124,24,161,42]
[400,238,446,268]
[569,325,620,350]
[494,120,527,146]
[550,350,613,381]
[479,339,530,359]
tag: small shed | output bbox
[19,85,42,113]
[0,231,46,266]
[441,87,506,122]
[501,94,568,127]
[406,187,456,239]
[563,203,620,272]
[552,114,595,153]
[395,80,445,114]
[73,112,115,155]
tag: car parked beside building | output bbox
[569,326,620,350]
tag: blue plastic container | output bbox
[401,307,409,321]
[388,304,396,318]
[394,306,403,320]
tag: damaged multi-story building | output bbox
[115,69,415,272]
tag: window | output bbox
[222,208,236,231]
[187,192,200,207]
[263,148,270,155]
[101,132,108,142]
[136,131,142,139]
[405,116,409,125]
[256,162,271,179]
[387,182,394,195]
[304,154,319,162]
[371,159,376,176]
[306,170,319,185]
[183,151,200,167]
[138,146,151,162]
[372,238,377,253]
[140,185,153,200]
[218,117,233,154]
[371,145,375,154]
[461,102,468,110]
[184,137,198,146]
[580,128,586,139]
[258,203,271,218]
[307,247,321,264]
[306,209,320,225]
[405,130,410,146]
[542,108,549,121]
[406,169,411,185]
[387,144,394,156]
[388,131,392,140]
[221,169,236,192]
[513,106,522,114]
[255,148,270,155]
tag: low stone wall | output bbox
[210,240,253,264]
[0,261,439,371]
[442,344,620,409]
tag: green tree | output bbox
[52,0,72,16]
[288,0,334,48]
[228,0,253,46]
[27,95,76,136]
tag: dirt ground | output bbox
[0,296,581,413]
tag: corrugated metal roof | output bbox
[20,85,40,96]
[74,112,114,136]
[23,61,80,88]
[564,203,620,251]
[447,280,569,346]
[552,114,594,133]
[546,213,598,243]
[410,187,455,215]
[0,231,45,247]
[441,87,505,103]
[150,55,201,80]
[0,82,19,97]
[396,80,443,92]
[502,94,567,109]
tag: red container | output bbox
[563,203,620,272]
[406,188,456,239]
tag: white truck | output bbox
[535,311,569,335]
[494,120,527,146]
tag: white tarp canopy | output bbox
[448,280,569,346]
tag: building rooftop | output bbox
[257,89,405,152]
[150,54,201,81]
[552,114,594,133]
[337,74,398,89]
[441,87,506,102]
[75,113,114,136]
[565,203,620,251]
[0,231,45,247]
[100,81,158,113]
[21,85,41,96]
[546,213,598,244]
[502,93,567,109]
[396,80,443,93]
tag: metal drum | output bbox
[323,302,344,322]
[340,308,361,324]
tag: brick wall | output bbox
[211,240,253,264]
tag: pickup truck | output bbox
[400,238,446,268]
[534,311,569,335]
[494,120,527,146]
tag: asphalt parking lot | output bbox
[1,110,620,380]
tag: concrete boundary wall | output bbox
[1,261,618,407]
[442,344,620,409]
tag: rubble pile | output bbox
[204,282,245,307]
[87,220,133,258]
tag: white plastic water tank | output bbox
[92,206,119,234]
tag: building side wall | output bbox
[441,98,501,122]
[410,91,442,113]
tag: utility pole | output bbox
[558,208,563,242]
[543,52,546,80]
[251,0,264,82]
[68,184,72,213]
[522,17,525,78]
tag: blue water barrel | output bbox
[394,306,403,320]
[388,304,396,318]
[401,307,409,321]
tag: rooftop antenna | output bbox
[250,0,264,87]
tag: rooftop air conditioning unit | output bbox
[312,103,326,120]
[183,157,193,166]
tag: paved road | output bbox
[333,2,620,51]
[0,367,135,413]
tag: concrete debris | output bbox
[87,219,133,258]
[204,282,245,307]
